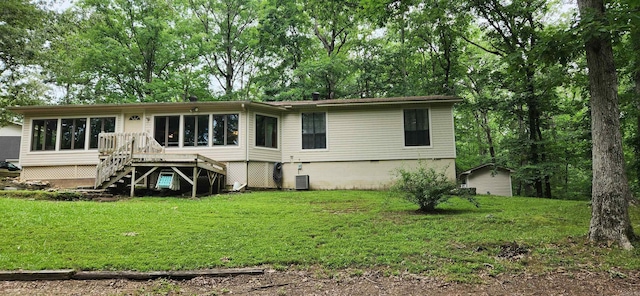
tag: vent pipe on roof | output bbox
[188,95,198,102]
[312,92,320,101]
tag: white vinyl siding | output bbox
[16,100,459,188]
[281,104,456,162]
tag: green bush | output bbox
[390,165,477,212]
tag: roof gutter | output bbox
[316,100,462,107]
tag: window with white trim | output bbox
[213,114,239,146]
[60,118,87,150]
[255,114,277,148]
[183,115,209,147]
[154,116,180,147]
[302,112,326,149]
[31,119,58,151]
[404,109,430,146]
[89,117,116,149]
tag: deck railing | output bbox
[98,132,164,156]
[95,132,164,188]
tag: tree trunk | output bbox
[578,0,635,250]
[632,15,640,186]
[525,67,543,198]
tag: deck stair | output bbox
[94,132,226,197]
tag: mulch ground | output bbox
[2,269,640,295]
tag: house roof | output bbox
[7,100,286,114]
[269,96,462,108]
[7,96,462,114]
[459,163,515,176]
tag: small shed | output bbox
[0,122,22,163]
[459,163,515,197]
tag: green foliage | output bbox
[0,0,49,125]
[390,166,473,211]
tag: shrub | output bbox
[390,165,477,212]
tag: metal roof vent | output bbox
[312,92,320,101]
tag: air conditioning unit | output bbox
[295,175,309,190]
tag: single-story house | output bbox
[0,122,22,163]
[8,96,461,194]
[459,163,515,196]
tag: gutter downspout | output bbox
[242,103,249,186]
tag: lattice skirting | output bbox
[22,165,96,180]
[225,162,247,185]
[247,162,277,188]
[223,161,276,188]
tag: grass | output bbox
[1,190,639,281]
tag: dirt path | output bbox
[2,269,639,295]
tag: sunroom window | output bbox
[183,115,209,147]
[154,116,180,147]
[89,117,116,149]
[31,119,58,151]
[213,114,239,146]
[60,118,87,150]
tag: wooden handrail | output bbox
[95,132,227,189]
[98,132,164,155]
[95,138,134,188]
[95,132,164,188]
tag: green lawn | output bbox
[1,190,639,281]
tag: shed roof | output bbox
[459,163,515,177]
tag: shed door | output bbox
[124,114,144,133]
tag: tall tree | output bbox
[578,0,635,250]
[188,0,258,99]
[467,0,560,198]
[253,0,312,100]
[68,0,189,103]
[0,0,48,124]
[301,0,360,99]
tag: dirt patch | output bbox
[1,269,639,295]
[497,242,530,260]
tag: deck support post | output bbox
[192,165,198,198]
[130,166,136,197]
[206,171,218,195]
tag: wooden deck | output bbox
[95,133,226,198]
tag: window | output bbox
[89,117,116,149]
[255,114,277,148]
[154,116,180,147]
[183,115,209,147]
[404,109,430,146]
[61,118,87,150]
[302,112,326,149]
[213,114,239,146]
[31,119,58,151]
